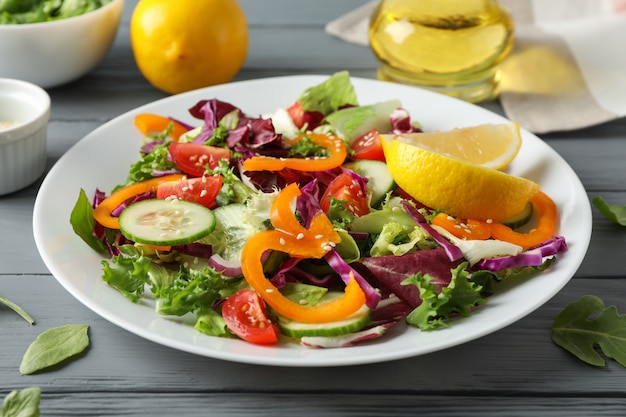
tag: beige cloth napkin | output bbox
[326,0,626,134]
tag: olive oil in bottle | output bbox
[369,0,514,102]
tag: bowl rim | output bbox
[0,78,51,144]
[0,0,124,29]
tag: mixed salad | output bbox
[70,72,567,348]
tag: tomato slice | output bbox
[320,173,369,217]
[350,129,385,162]
[156,175,223,208]
[222,289,279,344]
[169,142,230,177]
[286,102,324,130]
[286,102,305,129]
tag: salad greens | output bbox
[70,71,568,348]
[0,0,111,24]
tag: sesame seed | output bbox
[265,288,274,293]
[279,238,286,245]
[296,233,304,240]
[486,219,493,224]
[315,234,323,239]
[200,190,207,197]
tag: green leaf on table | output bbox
[0,386,41,417]
[592,196,626,225]
[20,324,90,375]
[551,295,626,367]
[0,295,34,325]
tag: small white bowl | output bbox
[0,0,124,88]
[0,78,51,195]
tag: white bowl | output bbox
[0,78,51,195]
[0,0,124,88]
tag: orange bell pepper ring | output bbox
[431,213,492,240]
[241,183,366,323]
[134,113,189,142]
[93,174,185,230]
[489,191,557,249]
[242,133,347,172]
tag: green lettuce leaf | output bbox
[297,71,358,114]
[402,262,485,330]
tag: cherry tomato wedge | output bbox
[169,142,230,177]
[320,172,369,217]
[350,129,385,162]
[222,289,279,344]
[156,175,223,208]
[286,102,324,130]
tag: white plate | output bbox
[33,75,591,367]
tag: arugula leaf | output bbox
[1,387,40,417]
[0,295,34,325]
[69,189,107,254]
[552,295,626,367]
[592,196,626,225]
[402,262,485,330]
[20,324,90,375]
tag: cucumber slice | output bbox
[119,199,216,246]
[501,201,533,229]
[344,159,396,208]
[277,292,372,338]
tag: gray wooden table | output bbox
[3,1,626,416]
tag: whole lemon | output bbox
[130,0,249,95]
